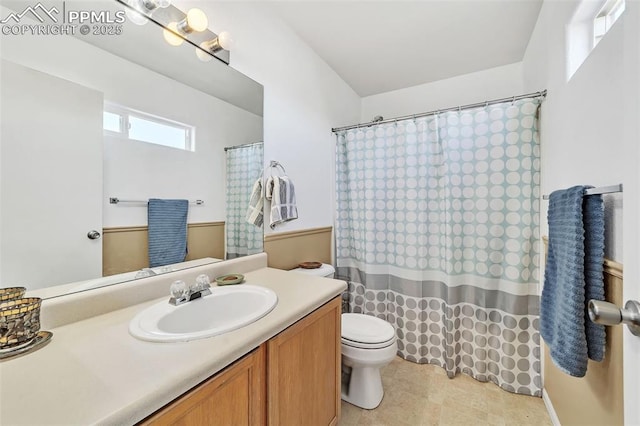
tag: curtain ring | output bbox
[511,95,516,105]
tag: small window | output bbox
[103,103,195,151]
[594,0,625,45]
[103,111,122,133]
[566,0,626,81]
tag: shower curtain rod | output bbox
[224,141,264,151]
[331,90,547,133]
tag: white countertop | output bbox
[0,267,346,425]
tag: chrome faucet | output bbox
[135,268,157,279]
[169,274,212,306]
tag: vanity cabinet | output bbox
[139,296,341,426]
[141,345,266,426]
[267,296,341,426]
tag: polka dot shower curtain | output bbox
[225,142,263,259]
[335,98,542,396]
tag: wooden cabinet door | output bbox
[141,345,265,426]
[267,297,341,426]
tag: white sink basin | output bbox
[129,285,278,342]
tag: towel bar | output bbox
[109,198,204,205]
[258,160,287,178]
[542,184,623,200]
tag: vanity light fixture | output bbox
[196,31,234,62]
[162,22,184,46]
[176,8,208,33]
[124,4,148,25]
[125,0,171,26]
[118,0,231,64]
[163,8,208,46]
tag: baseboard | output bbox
[542,389,561,426]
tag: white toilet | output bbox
[291,264,397,409]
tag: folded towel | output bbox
[266,175,298,229]
[245,178,264,228]
[583,192,607,362]
[148,199,188,268]
[540,186,606,377]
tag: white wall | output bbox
[0,17,262,227]
[360,62,524,122]
[177,1,362,235]
[522,0,627,262]
[523,0,639,423]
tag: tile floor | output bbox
[339,357,552,426]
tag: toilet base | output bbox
[341,365,384,409]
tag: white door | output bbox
[0,59,103,291]
[624,2,640,424]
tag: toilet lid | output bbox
[341,313,396,345]
[290,263,335,278]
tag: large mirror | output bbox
[0,0,264,299]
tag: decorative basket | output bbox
[0,287,26,302]
[0,298,41,350]
[298,261,322,269]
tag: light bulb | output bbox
[217,31,234,50]
[125,6,148,25]
[196,42,213,62]
[186,8,208,32]
[163,22,184,46]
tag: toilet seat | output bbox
[341,335,396,349]
[342,313,396,349]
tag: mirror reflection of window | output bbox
[103,103,195,151]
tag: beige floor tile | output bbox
[425,375,449,405]
[420,401,442,426]
[487,392,508,417]
[340,401,364,425]
[487,413,506,426]
[339,356,552,426]
[439,404,489,426]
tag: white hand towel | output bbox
[245,178,264,227]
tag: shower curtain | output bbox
[225,142,263,259]
[335,98,542,396]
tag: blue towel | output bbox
[541,186,606,377]
[148,199,188,268]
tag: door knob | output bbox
[87,230,101,240]
[588,299,640,336]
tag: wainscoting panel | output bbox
[264,226,333,271]
[103,222,225,276]
[543,256,624,426]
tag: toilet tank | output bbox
[290,263,335,278]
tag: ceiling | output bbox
[266,1,543,97]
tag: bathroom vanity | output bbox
[0,254,346,425]
[141,297,341,425]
